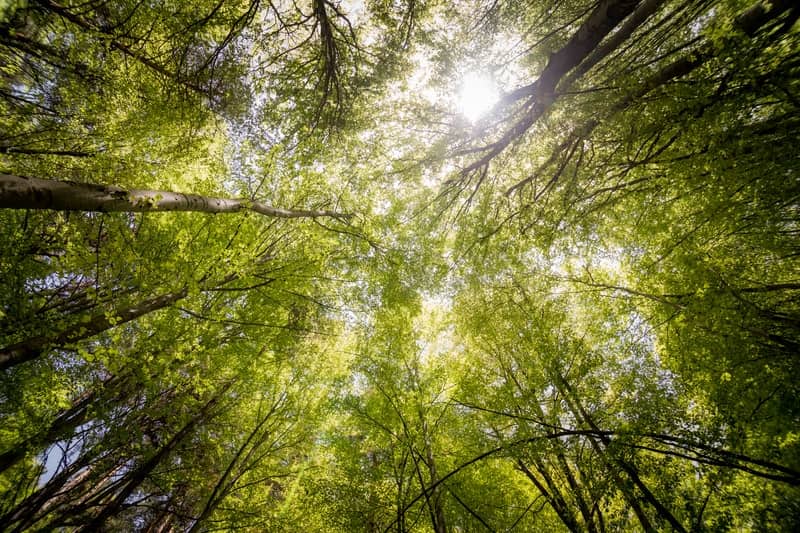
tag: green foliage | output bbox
[1,0,799,531]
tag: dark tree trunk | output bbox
[0,289,188,370]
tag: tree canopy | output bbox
[1,0,798,530]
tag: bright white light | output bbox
[457,73,498,122]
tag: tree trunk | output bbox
[0,289,188,370]
[554,373,687,533]
[0,388,95,474]
[503,363,599,532]
[517,459,582,532]
[560,0,667,89]
[189,395,283,531]
[75,388,227,532]
[423,435,448,533]
[0,174,352,220]
[0,373,134,475]
[505,0,795,196]
[464,0,642,173]
[1,440,122,531]
[0,146,94,157]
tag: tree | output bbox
[0,174,352,219]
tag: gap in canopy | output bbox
[457,72,498,123]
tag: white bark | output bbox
[0,174,351,220]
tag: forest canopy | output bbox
[0,0,799,531]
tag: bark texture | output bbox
[0,174,351,220]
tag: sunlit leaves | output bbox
[1,0,799,530]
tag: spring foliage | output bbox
[1,0,799,530]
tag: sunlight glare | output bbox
[458,73,498,123]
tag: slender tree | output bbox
[0,174,352,220]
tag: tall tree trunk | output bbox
[0,146,94,157]
[419,415,447,533]
[0,174,352,220]
[560,0,667,89]
[189,395,284,531]
[425,446,448,533]
[553,437,600,532]
[464,0,642,173]
[0,288,188,370]
[503,362,599,532]
[554,373,687,533]
[1,440,124,531]
[517,459,581,532]
[0,372,135,474]
[505,0,796,196]
[144,486,185,533]
[2,379,204,530]
[75,388,228,532]
[0,388,96,474]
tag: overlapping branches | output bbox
[444,0,797,217]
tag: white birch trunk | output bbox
[0,174,351,220]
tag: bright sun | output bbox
[457,73,498,123]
